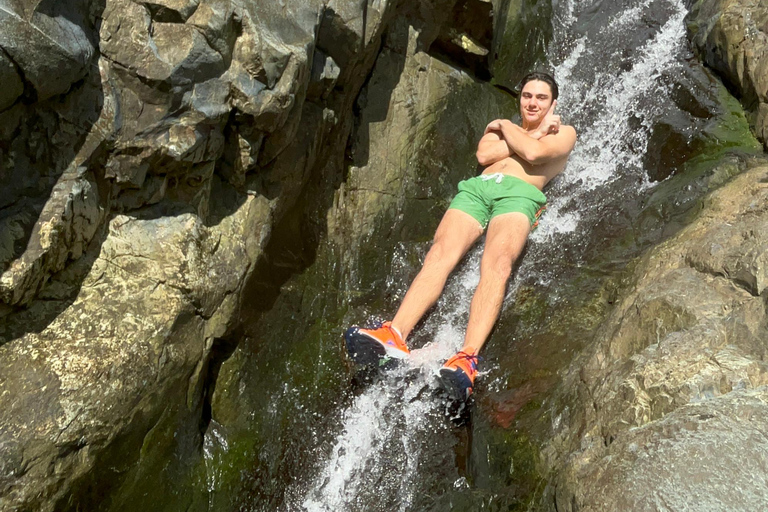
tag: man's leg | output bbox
[344,208,482,366]
[461,212,531,354]
[391,209,483,339]
[439,212,530,400]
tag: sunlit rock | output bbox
[544,164,768,511]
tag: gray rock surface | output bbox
[0,208,266,511]
[0,0,528,509]
[542,164,768,511]
[688,0,768,147]
[0,0,95,103]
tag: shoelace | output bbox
[452,351,481,370]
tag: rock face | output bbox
[688,0,768,147]
[205,26,518,508]
[534,3,768,508]
[0,0,532,510]
[542,164,768,511]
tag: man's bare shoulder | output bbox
[557,124,577,138]
[542,124,577,155]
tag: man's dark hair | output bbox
[519,72,559,100]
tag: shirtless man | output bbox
[345,72,577,401]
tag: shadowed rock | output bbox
[688,0,768,148]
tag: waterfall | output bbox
[285,0,691,509]
[296,246,481,512]
[534,0,688,240]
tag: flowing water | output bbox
[239,0,752,509]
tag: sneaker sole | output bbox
[439,367,473,402]
[344,327,389,367]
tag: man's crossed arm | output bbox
[476,101,576,166]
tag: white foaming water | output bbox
[605,0,656,31]
[565,2,687,190]
[298,249,481,512]
[293,0,690,508]
[534,0,688,240]
[298,378,444,512]
[301,389,396,510]
[530,206,579,242]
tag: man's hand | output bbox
[484,119,511,135]
[531,100,560,139]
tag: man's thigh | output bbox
[482,212,531,264]
[432,208,484,259]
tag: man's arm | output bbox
[476,131,513,166]
[476,121,566,166]
[477,100,572,166]
[496,121,577,164]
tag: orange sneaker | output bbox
[439,351,479,401]
[344,321,410,367]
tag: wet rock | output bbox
[490,0,553,91]
[688,0,768,148]
[543,164,768,511]
[0,0,523,508]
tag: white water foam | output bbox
[298,369,452,512]
[534,0,688,240]
[566,2,687,190]
[603,0,656,33]
[301,389,396,510]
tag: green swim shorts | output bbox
[448,173,547,229]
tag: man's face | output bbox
[520,80,554,125]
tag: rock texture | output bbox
[542,164,768,511]
[0,0,531,510]
[531,4,768,509]
[205,25,518,508]
[688,0,768,147]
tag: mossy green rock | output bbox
[688,0,768,147]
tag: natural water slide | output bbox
[222,0,765,510]
[1,0,765,510]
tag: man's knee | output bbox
[424,237,458,269]
[481,254,514,281]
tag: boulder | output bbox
[688,0,768,147]
[0,189,274,511]
[553,389,768,512]
[543,164,768,511]
[0,0,96,102]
